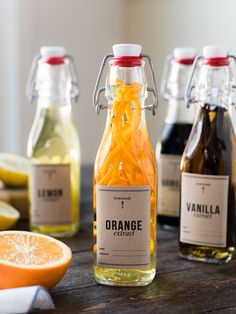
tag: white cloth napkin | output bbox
[0,286,55,314]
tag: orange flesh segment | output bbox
[0,233,64,265]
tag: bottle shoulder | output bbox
[181,108,236,176]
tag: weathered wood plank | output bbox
[50,259,236,314]
[54,240,192,292]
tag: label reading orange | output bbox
[96,185,151,269]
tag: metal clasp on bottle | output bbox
[93,53,159,115]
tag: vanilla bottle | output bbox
[27,46,80,237]
[156,48,196,228]
[93,44,158,286]
[179,46,236,263]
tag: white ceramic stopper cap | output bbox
[112,44,142,57]
[173,47,196,60]
[203,46,228,58]
[40,46,66,58]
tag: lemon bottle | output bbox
[93,44,158,286]
[27,46,80,237]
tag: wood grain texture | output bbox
[16,166,236,314]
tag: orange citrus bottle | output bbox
[93,44,158,286]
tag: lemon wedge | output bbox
[0,201,20,230]
[0,153,29,187]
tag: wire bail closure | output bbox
[186,55,236,108]
[93,53,159,115]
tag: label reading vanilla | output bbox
[158,154,181,217]
[180,172,229,247]
[96,186,151,269]
[31,164,72,226]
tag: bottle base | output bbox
[30,223,79,238]
[94,266,156,287]
[179,244,235,264]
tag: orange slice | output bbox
[0,230,72,289]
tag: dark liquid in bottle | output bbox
[179,104,236,263]
[158,123,192,228]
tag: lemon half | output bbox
[0,201,20,230]
[0,153,29,187]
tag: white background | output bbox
[0,0,236,164]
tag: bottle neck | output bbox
[106,62,147,103]
[35,63,73,108]
[188,62,234,108]
[104,64,148,130]
[104,64,148,135]
[164,61,194,99]
[165,98,194,124]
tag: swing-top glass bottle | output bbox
[27,46,80,237]
[179,46,236,263]
[156,47,196,229]
[93,44,158,286]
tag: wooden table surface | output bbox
[17,166,236,314]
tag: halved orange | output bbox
[0,231,72,289]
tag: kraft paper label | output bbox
[180,172,229,247]
[158,154,181,217]
[31,164,72,226]
[96,186,151,269]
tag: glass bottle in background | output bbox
[27,46,80,237]
[179,46,236,263]
[156,48,196,229]
[93,44,158,286]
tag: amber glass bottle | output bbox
[179,46,236,264]
[156,48,196,229]
[93,44,158,286]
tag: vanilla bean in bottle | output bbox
[179,46,236,264]
[156,48,196,229]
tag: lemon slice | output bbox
[0,153,29,187]
[0,201,20,230]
